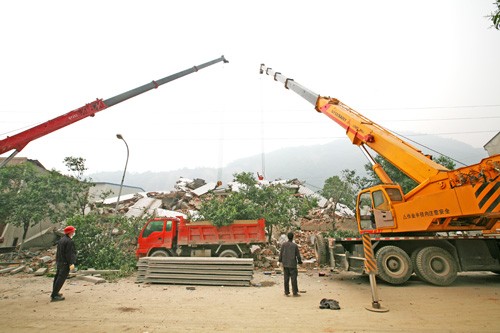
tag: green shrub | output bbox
[66,214,145,277]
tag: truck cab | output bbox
[136,217,180,258]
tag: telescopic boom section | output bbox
[0,56,229,164]
[259,64,449,185]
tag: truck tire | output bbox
[415,246,457,286]
[313,234,328,265]
[411,248,426,282]
[150,249,170,257]
[375,246,413,285]
[219,249,239,258]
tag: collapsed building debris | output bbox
[1,176,358,280]
[0,247,118,283]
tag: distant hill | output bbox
[89,134,488,192]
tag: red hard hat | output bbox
[64,226,76,234]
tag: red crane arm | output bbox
[0,99,107,155]
[0,55,228,165]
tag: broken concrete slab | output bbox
[77,269,120,275]
[191,182,218,197]
[39,256,52,263]
[19,226,58,249]
[35,268,48,276]
[76,275,106,284]
[125,197,162,218]
[155,208,187,219]
[0,266,17,274]
[10,265,26,274]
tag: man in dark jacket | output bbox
[51,226,77,302]
[278,232,303,296]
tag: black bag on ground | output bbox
[319,298,340,310]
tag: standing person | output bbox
[279,231,303,297]
[51,226,77,302]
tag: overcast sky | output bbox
[1,0,499,176]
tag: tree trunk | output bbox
[18,222,29,253]
[267,225,273,243]
[331,201,338,232]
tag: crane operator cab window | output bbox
[372,189,396,229]
[358,192,375,230]
[358,189,397,231]
[385,188,403,203]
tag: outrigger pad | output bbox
[319,298,340,310]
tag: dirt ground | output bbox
[0,269,499,333]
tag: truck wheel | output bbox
[219,249,239,258]
[375,246,413,285]
[150,249,170,257]
[313,234,328,265]
[415,246,457,286]
[411,248,426,282]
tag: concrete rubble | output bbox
[0,176,358,279]
[0,247,116,283]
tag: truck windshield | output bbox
[142,221,164,238]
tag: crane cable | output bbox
[259,74,266,179]
[216,61,228,185]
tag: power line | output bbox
[1,104,499,115]
[3,116,498,126]
[364,104,500,111]
[33,130,495,143]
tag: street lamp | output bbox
[115,134,129,213]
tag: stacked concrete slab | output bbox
[137,257,254,286]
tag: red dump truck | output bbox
[136,216,267,258]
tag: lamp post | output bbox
[115,134,129,213]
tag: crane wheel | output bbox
[375,246,413,285]
[415,246,457,286]
[313,234,328,265]
[411,248,427,282]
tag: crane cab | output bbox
[357,185,404,233]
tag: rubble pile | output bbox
[251,230,320,270]
[1,176,358,277]
[0,248,116,283]
[0,247,57,276]
[300,202,357,233]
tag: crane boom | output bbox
[260,63,499,235]
[259,64,449,185]
[0,56,229,166]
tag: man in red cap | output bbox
[50,226,77,302]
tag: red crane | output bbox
[0,56,228,167]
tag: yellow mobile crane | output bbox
[260,64,500,285]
